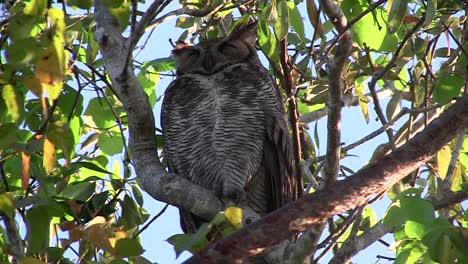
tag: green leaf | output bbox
[91,191,109,212]
[355,76,369,123]
[305,0,324,39]
[0,193,15,219]
[86,31,99,64]
[83,97,117,129]
[60,181,96,201]
[7,14,38,42]
[386,92,401,121]
[360,206,378,232]
[6,38,40,67]
[132,185,144,207]
[108,0,131,32]
[395,242,425,264]
[143,57,176,73]
[24,0,47,16]
[167,231,209,257]
[58,84,84,119]
[387,0,408,34]
[99,131,124,156]
[433,70,463,103]
[114,238,144,257]
[422,228,457,263]
[261,2,277,26]
[400,197,435,224]
[26,207,52,253]
[176,17,194,29]
[0,123,19,149]
[383,202,405,227]
[257,20,279,61]
[342,0,399,52]
[78,161,113,175]
[137,66,159,108]
[274,0,289,40]
[423,0,437,29]
[46,121,75,160]
[119,195,144,229]
[405,220,431,239]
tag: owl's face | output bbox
[172,24,259,76]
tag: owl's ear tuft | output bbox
[171,41,191,58]
[230,22,257,47]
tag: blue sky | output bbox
[134,1,397,263]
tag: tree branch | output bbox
[320,0,352,187]
[186,94,468,263]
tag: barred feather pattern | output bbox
[161,31,301,233]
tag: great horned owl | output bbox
[161,23,302,233]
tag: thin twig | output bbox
[134,203,170,237]
[305,102,452,166]
[130,0,166,49]
[147,1,248,31]
[367,17,426,151]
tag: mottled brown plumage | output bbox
[161,23,302,233]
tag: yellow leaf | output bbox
[43,138,56,174]
[23,0,47,16]
[225,207,243,229]
[24,75,43,98]
[1,84,20,122]
[35,9,69,101]
[437,146,451,180]
[21,152,31,191]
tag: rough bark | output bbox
[186,95,468,263]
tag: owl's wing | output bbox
[264,81,303,209]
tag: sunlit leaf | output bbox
[274,0,289,40]
[225,207,243,229]
[342,0,399,52]
[437,146,451,180]
[108,0,131,32]
[257,20,279,61]
[1,84,21,122]
[23,0,47,16]
[98,131,124,156]
[43,137,56,175]
[143,57,176,73]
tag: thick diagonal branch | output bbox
[186,95,468,263]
